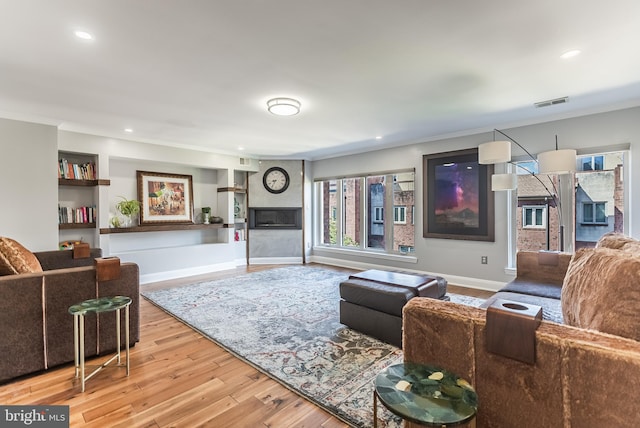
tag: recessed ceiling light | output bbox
[267,98,301,116]
[560,49,581,59]
[124,128,133,133]
[375,136,383,140]
[238,146,245,151]
[74,30,94,40]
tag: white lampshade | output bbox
[537,149,577,174]
[267,98,301,116]
[491,173,517,191]
[478,140,511,164]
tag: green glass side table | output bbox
[69,295,132,392]
[374,362,478,427]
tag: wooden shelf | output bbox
[217,187,246,193]
[100,223,233,234]
[59,223,96,230]
[59,178,110,186]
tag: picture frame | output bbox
[137,170,194,225]
[423,148,494,241]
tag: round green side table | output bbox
[374,362,478,427]
[69,295,132,392]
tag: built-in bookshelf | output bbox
[58,152,110,247]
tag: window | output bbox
[373,207,384,223]
[582,202,607,224]
[580,155,604,171]
[511,149,626,260]
[523,206,546,228]
[316,170,415,254]
[394,206,406,224]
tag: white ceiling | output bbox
[2,0,640,160]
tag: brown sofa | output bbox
[403,234,640,427]
[0,248,140,384]
[403,298,640,428]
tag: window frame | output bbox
[522,205,546,229]
[393,206,406,224]
[582,201,607,225]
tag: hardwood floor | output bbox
[0,264,493,427]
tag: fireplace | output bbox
[248,207,302,230]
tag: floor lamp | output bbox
[479,130,576,251]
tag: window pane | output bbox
[393,173,414,252]
[394,206,406,223]
[367,176,385,249]
[321,180,337,245]
[343,178,360,247]
[575,151,624,249]
[535,208,543,226]
[596,203,606,223]
[594,156,604,171]
[524,208,532,226]
[583,203,593,223]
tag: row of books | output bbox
[234,228,246,241]
[58,205,96,224]
[58,158,97,180]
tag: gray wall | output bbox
[0,118,58,251]
[248,160,304,261]
[310,106,640,289]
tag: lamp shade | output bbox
[537,149,576,174]
[479,140,511,164]
[491,173,517,191]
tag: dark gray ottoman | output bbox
[339,269,448,347]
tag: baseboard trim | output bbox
[139,261,237,284]
[249,257,303,265]
[309,255,505,292]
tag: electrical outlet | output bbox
[481,256,488,264]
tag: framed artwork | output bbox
[137,171,194,225]
[423,148,494,241]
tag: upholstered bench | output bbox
[339,269,447,347]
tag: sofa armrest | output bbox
[515,251,573,285]
[43,262,140,368]
[34,248,103,270]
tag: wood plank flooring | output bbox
[0,264,493,427]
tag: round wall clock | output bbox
[263,166,290,194]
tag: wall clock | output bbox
[263,166,290,194]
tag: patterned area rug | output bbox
[142,266,485,427]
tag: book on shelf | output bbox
[58,158,97,180]
[58,205,96,224]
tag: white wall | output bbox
[0,118,58,251]
[310,106,640,290]
[57,130,259,283]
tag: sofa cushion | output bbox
[500,278,562,300]
[0,237,43,276]
[595,232,638,250]
[561,247,640,341]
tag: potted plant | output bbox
[201,207,211,224]
[116,196,140,227]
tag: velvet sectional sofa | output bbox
[403,233,640,427]
[0,238,140,383]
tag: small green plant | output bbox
[116,196,140,217]
[201,207,211,214]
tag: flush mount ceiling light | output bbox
[267,98,301,116]
[74,30,93,40]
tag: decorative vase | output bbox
[203,212,210,224]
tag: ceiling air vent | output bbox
[534,96,569,108]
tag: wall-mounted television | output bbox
[248,207,302,230]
